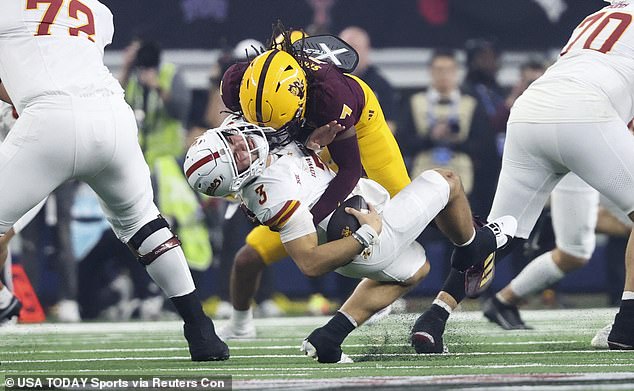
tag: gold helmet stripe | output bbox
[255,49,280,125]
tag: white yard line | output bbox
[1,340,587,354]
[4,349,633,364]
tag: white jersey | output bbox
[510,2,634,124]
[239,142,390,244]
[0,0,122,113]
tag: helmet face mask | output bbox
[239,49,307,133]
[184,120,270,197]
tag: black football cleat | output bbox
[184,317,230,361]
[607,312,634,350]
[410,309,448,354]
[463,216,517,298]
[0,296,22,323]
[482,296,532,330]
[301,327,353,363]
[465,252,496,298]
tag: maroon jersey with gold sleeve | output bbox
[220,58,365,131]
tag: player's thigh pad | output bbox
[76,96,158,242]
[489,122,565,238]
[551,173,599,259]
[383,169,449,236]
[0,98,75,233]
[245,225,287,265]
[337,241,426,282]
[558,119,634,218]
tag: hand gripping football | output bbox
[326,195,368,242]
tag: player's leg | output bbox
[0,229,20,323]
[414,122,561,353]
[484,173,599,329]
[0,104,72,323]
[218,225,287,340]
[302,260,430,363]
[82,96,227,361]
[430,168,516,275]
[554,119,634,350]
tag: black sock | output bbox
[430,304,450,322]
[441,268,466,303]
[619,299,634,316]
[451,227,496,271]
[323,311,356,345]
[170,290,207,324]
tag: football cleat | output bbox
[0,296,22,324]
[183,317,230,361]
[591,323,612,349]
[410,309,448,354]
[465,253,496,299]
[301,327,353,363]
[217,322,257,341]
[607,313,634,350]
[482,296,532,330]
[464,216,517,298]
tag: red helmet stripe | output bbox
[185,151,220,178]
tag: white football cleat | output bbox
[217,322,256,341]
[52,299,81,323]
[300,339,353,363]
[591,323,612,349]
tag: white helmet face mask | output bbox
[184,120,270,197]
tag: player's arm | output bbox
[283,204,382,277]
[309,127,362,224]
[0,81,12,104]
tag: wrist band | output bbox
[355,224,378,248]
[350,232,366,252]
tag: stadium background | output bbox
[20,0,617,309]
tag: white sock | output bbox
[509,251,565,298]
[145,247,195,298]
[231,308,253,329]
[433,298,453,314]
[141,228,195,298]
[623,291,634,301]
[455,230,476,247]
[0,286,14,308]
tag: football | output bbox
[326,195,368,242]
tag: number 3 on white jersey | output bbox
[561,10,633,55]
[26,0,96,42]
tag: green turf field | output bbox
[2,308,634,390]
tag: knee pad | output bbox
[126,215,181,266]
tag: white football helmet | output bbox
[184,119,270,197]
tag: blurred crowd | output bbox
[2,18,627,323]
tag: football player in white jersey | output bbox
[0,1,228,360]
[483,173,600,329]
[410,0,634,352]
[184,119,517,363]
[0,101,47,324]
[484,0,634,349]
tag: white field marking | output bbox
[8,364,634,375]
[1,340,587,355]
[0,308,615,335]
[5,350,634,364]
